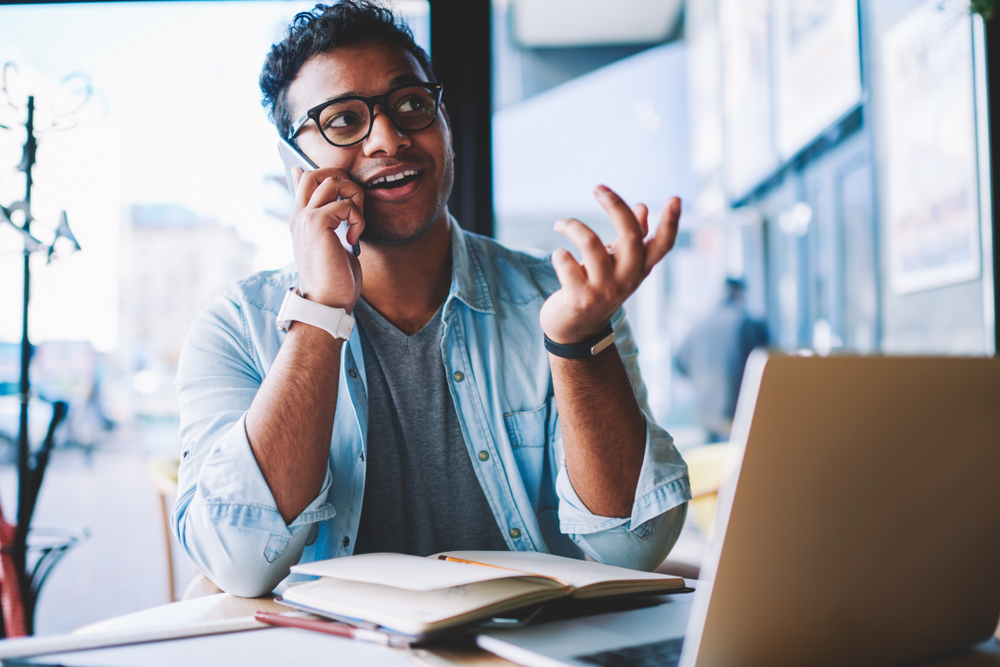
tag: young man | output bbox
[172,1,690,598]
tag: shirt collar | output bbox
[446,216,494,315]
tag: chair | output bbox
[145,457,180,602]
[683,442,733,538]
[656,442,734,580]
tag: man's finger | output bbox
[309,175,364,212]
[554,217,612,285]
[632,202,649,237]
[329,172,364,215]
[316,199,366,246]
[550,247,587,292]
[643,197,681,275]
[593,185,644,266]
[293,168,321,210]
[297,168,365,215]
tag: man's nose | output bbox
[363,107,410,156]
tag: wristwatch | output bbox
[276,287,355,341]
[543,323,616,359]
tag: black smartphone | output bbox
[278,138,361,257]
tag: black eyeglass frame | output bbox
[287,82,444,148]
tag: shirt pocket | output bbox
[504,404,548,449]
[504,403,549,508]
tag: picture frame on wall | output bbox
[686,0,725,180]
[719,0,779,202]
[880,0,981,295]
[772,0,863,159]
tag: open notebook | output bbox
[280,550,686,637]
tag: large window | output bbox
[491,0,712,438]
[0,0,430,633]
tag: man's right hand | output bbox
[290,166,365,311]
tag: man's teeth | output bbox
[369,170,418,186]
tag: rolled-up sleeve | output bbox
[554,309,691,571]
[171,294,335,598]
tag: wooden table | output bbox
[70,593,517,667]
[5,591,999,667]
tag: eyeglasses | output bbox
[288,82,444,148]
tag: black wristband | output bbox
[543,323,616,359]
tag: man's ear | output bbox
[440,102,456,157]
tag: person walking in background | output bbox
[676,279,768,442]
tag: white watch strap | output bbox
[276,287,355,341]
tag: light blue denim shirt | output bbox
[172,221,691,597]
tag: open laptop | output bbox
[477,352,1000,667]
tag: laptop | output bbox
[477,352,1000,667]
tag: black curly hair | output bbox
[260,1,436,141]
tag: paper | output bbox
[7,627,415,667]
[438,551,677,590]
[284,576,564,636]
[0,617,262,660]
[290,552,526,591]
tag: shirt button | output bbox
[348,369,358,379]
[453,371,464,382]
[342,537,350,548]
[509,528,521,539]
[478,451,490,461]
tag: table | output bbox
[4,591,1000,667]
[5,593,515,667]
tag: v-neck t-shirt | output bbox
[352,298,509,556]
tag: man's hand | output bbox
[246,166,365,524]
[290,166,366,311]
[540,185,681,344]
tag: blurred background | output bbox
[0,0,993,634]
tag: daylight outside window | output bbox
[0,0,428,633]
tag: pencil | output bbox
[254,612,413,648]
[437,555,571,588]
[436,555,514,571]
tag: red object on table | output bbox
[0,499,27,638]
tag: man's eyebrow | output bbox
[388,73,423,87]
[322,75,427,103]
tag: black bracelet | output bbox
[543,323,616,359]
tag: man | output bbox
[172,1,690,598]
[676,278,769,442]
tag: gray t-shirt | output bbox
[352,298,509,556]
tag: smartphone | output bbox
[278,138,361,257]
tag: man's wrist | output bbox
[297,284,356,312]
[544,323,616,359]
[283,320,349,358]
[277,287,355,341]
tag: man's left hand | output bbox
[540,185,681,346]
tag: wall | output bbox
[727,0,992,355]
[868,0,989,354]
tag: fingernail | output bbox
[554,219,565,231]
[595,185,610,195]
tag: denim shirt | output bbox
[172,221,691,597]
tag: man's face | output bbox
[286,40,455,246]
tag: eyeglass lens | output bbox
[317,85,439,146]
